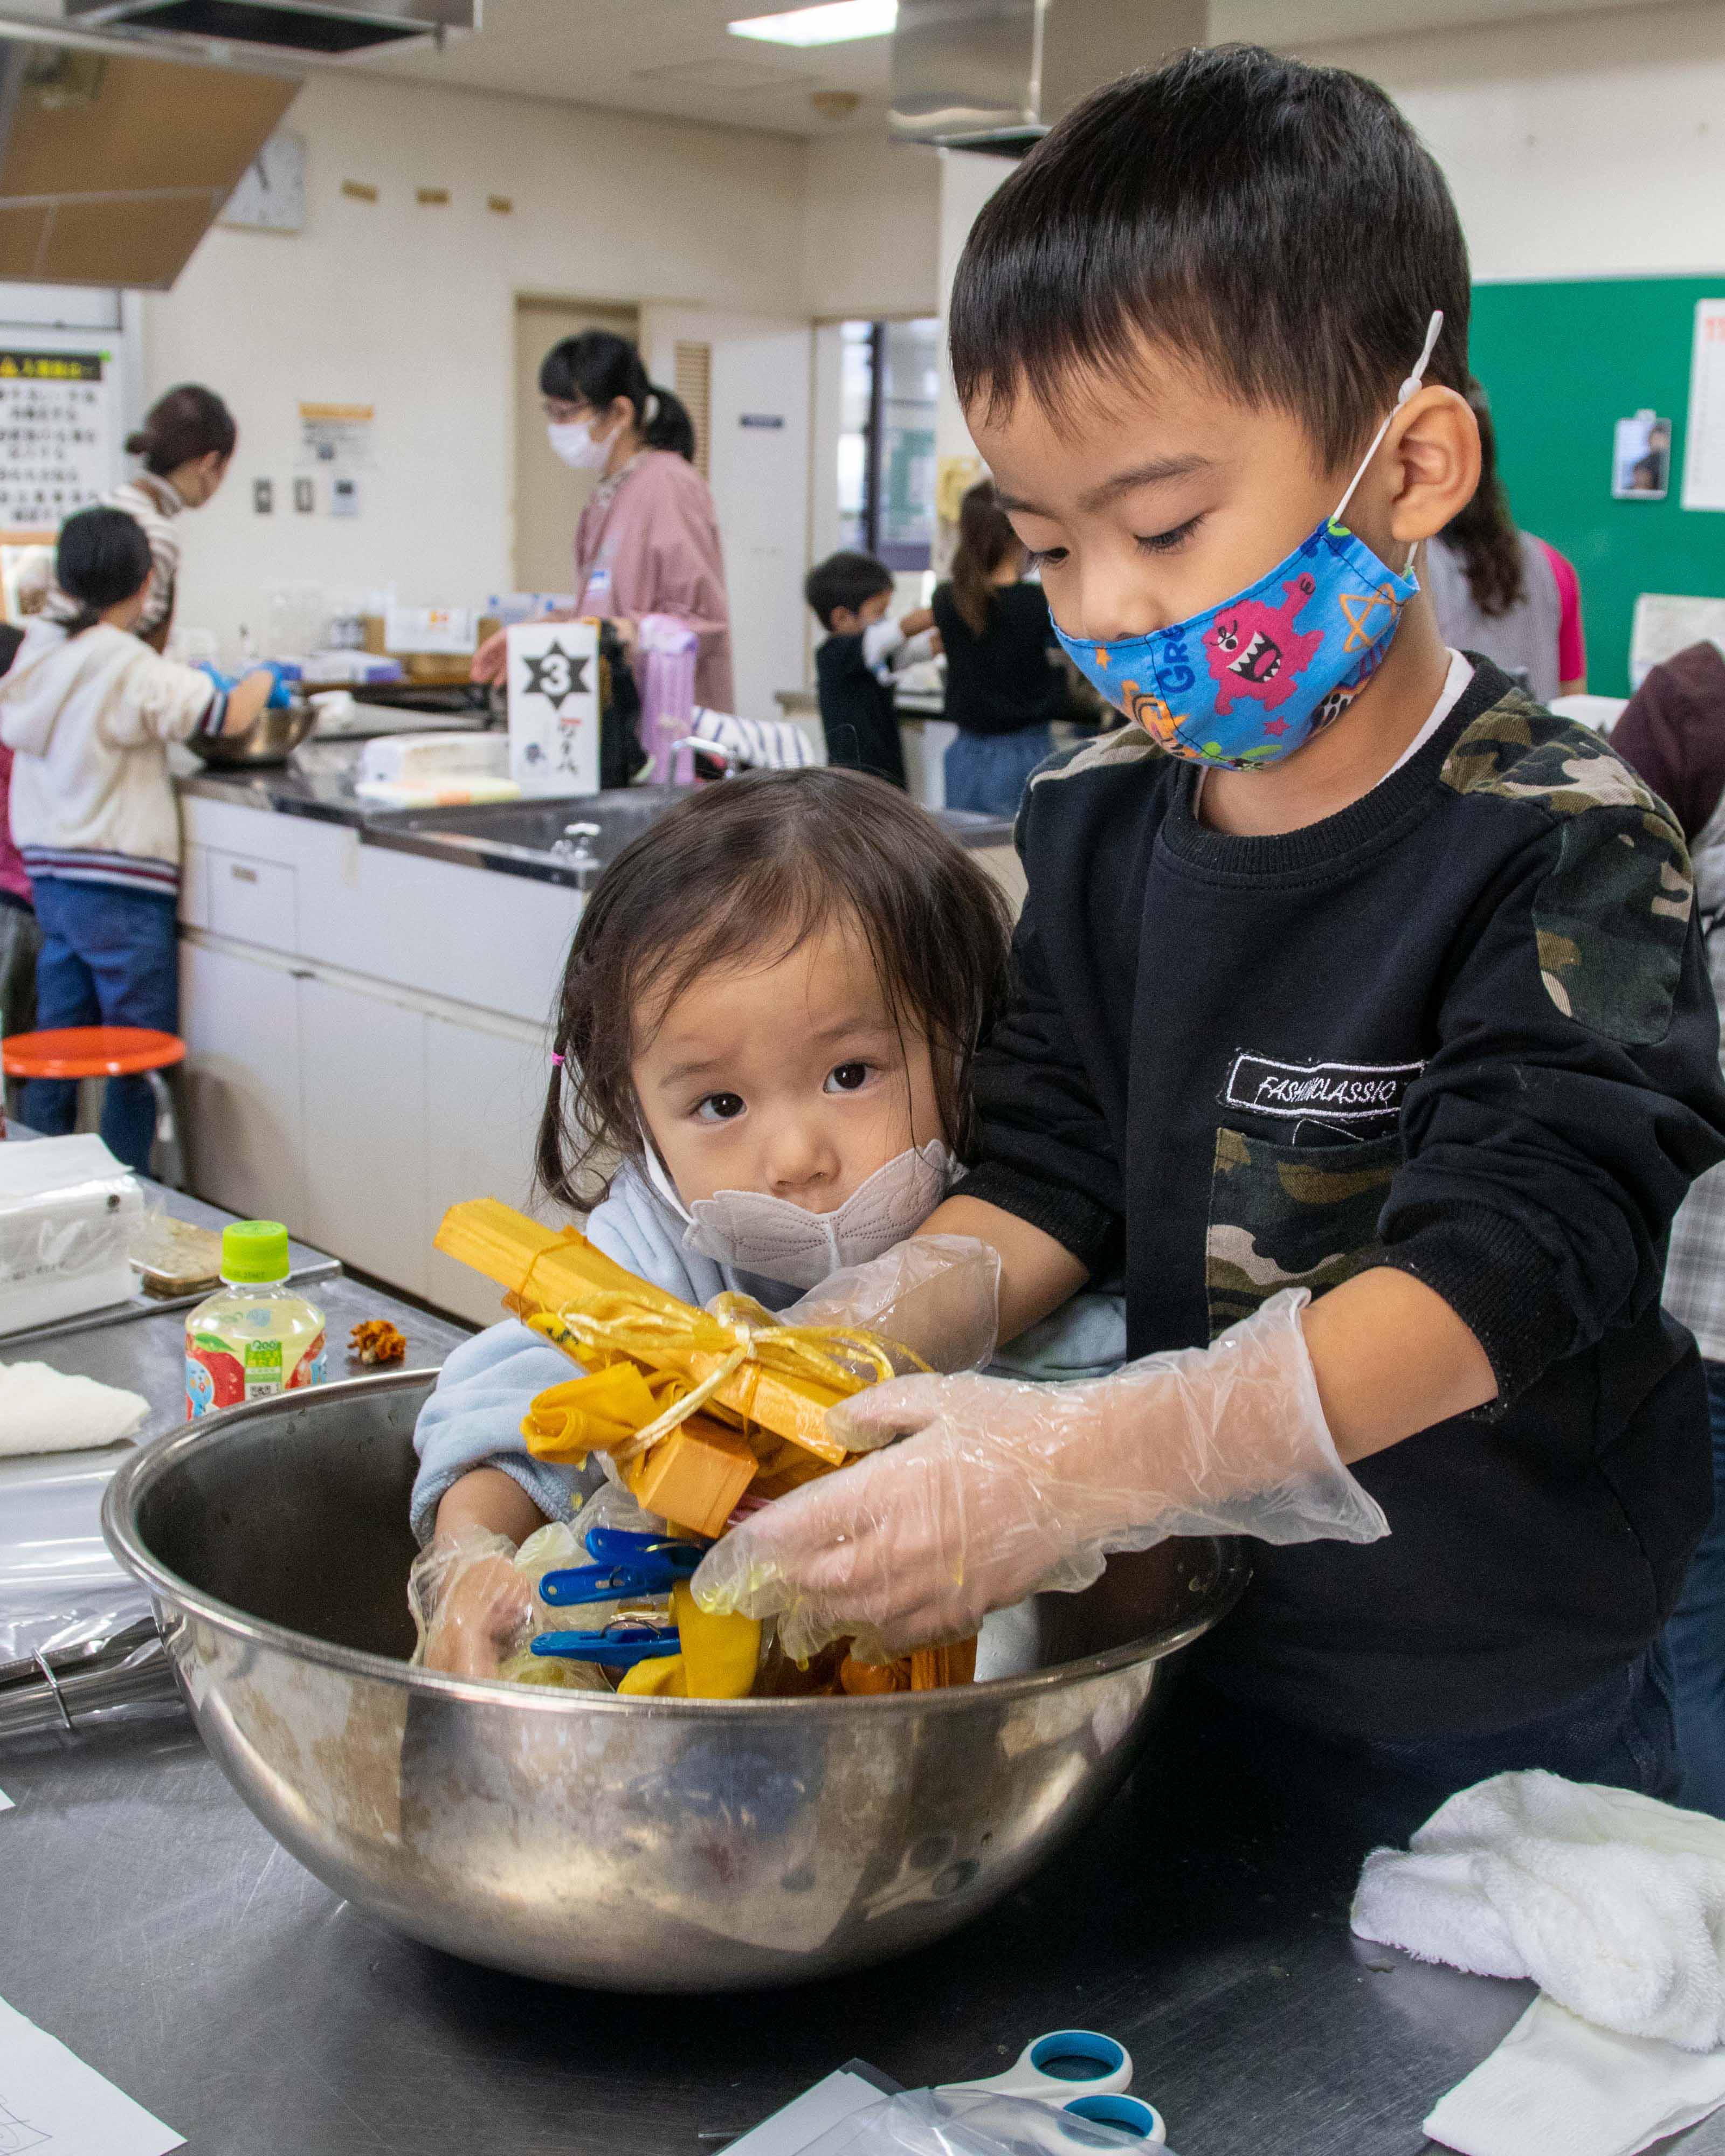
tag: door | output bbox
[642,306,812,721]
[179,940,306,1229]
[514,295,639,596]
[297,975,429,1296]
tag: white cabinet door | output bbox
[297,976,429,1296]
[422,1011,558,1328]
[179,939,307,1230]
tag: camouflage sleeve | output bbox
[1377,804,1725,1409]
[958,898,1124,1273]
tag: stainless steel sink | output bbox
[360,785,1014,890]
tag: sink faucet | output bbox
[670,735,736,777]
[553,821,603,884]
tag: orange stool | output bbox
[2,1027,187,1185]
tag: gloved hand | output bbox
[693,1288,1389,1662]
[409,1528,536,1679]
[778,1234,1002,1385]
[194,659,238,693]
[264,662,293,709]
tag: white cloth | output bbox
[1425,1996,1725,2156]
[0,1361,149,1454]
[1355,1771,1725,2156]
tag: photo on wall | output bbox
[1613,409,1672,499]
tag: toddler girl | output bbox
[413,766,1125,1673]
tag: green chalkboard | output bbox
[1469,276,1725,697]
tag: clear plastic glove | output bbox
[693,1288,1389,1662]
[409,1528,536,1678]
[779,1234,1002,1386]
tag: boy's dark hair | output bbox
[537,767,1015,1210]
[950,45,1471,469]
[805,550,894,631]
[56,508,153,637]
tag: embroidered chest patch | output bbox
[1222,1052,1423,1128]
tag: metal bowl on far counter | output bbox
[183,695,318,767]
[102,1371,1246,1993]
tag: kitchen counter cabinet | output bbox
[177,937,307,1228]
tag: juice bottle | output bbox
[185,1220,327,1419]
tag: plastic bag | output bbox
[801,2090,1155,2155]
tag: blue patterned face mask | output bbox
[1050,313,1444,771]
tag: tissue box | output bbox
[0,1136,144,1336]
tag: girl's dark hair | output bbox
[540,330,696,461]
[125,383,236,475]
[1439,381,1524,619]
[950,44,1471,470]
[950,480,1024,637]
[56,507,153,637]
[537,768,1015,1210]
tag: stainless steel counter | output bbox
[2,1201,1717,2153]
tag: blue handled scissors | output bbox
[942,2031,1166,2145]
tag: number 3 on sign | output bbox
[507,619,601,798]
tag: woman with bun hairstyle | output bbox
[472,330,733,708]
[57,385,237,653]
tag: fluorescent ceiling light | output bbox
[728,1,897,48]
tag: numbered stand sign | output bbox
[507,618,601,797]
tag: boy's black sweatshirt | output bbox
[962,660,1725,1742]
[815,632,906,790]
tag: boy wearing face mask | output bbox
[694,47,1725,1829]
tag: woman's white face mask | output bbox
[547,416,612,471]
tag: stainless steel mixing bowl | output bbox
[102,1372,1246,1992]
[183,695,317,766]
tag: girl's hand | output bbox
[692,1289,1388,1662]
[423,1552,535,1678]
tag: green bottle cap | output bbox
[221,1220,290,1284]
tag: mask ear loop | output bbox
[1329,309,1445,571]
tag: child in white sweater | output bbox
[0,506,272,1168]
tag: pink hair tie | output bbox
[551,1052,565,1067]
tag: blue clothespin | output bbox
[530,1621,682,1667]
[539,1530,705,1609]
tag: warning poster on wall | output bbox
[298,401,375,472]
[0,348,116,529]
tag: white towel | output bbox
[1424,1996,1725,2156]
[0,1360,150,1454]
[1354,1771,1725,2156]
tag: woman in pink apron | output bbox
[472,331,733,710]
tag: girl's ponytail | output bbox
[641,382,696,461]
[950,478,1023,637]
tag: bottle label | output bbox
[186,1328,327,1419]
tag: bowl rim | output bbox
[101,1368,1249,1721]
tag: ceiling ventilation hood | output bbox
[63,1,477,57]
[0,27,300,285]
[890,0,1205,152]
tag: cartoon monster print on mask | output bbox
[1204,574,1324,718]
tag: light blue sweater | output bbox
[410,1158,1127,1542]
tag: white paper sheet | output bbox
[0,1789,12,1813]
[0,1996,182,2156]
[1682,299,1725,512]
[724,2069,897,2155]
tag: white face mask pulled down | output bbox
[642,1139,955,1292]
[547,418,611,472]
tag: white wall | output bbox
[1287,1,1725,283]
[141,69,813,649]
[801,133,941,322]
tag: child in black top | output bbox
[805,550,933,790]
[932,479,1069,817]
[698,47,1725,1828]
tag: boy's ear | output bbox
[1386,384,1482,548]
